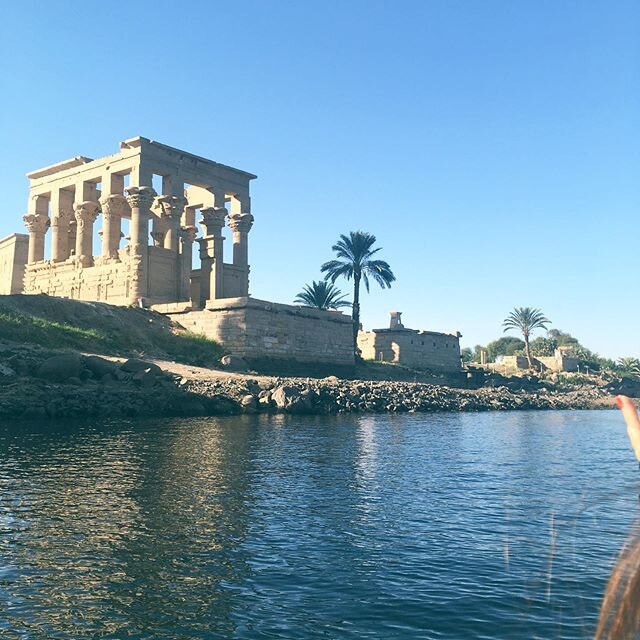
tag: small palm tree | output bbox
[294,280,350,310]
[503,307,550,369]
[321,231,395,357]
[618,357,640,375]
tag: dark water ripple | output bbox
[0,410,637,639]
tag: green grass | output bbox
[0,311,116,351]
[156,330,224,366]
[0,311,223,366]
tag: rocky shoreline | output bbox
[0,349,619,421]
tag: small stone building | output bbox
[491,349,580,373]
[358,312,462,372]
[1,137,354,369]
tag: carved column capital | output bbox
[100,193,130,219]
[154,195,187,221]
[179,225,198,244]
[200,207,227,236]
[74,201,100,225]
[125,186,157,209]
[23,213,50,234]
[150,230,166,246]
[227,212,254,234]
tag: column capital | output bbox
[150,230,166,246]
[200,207,227,236]
[125,186,157,209]
[227,212,254,233]
[100,193,130,218]
[155,195,187,221]
[74,201,100,224]
[23,213,50,234]
[179,225,198,244]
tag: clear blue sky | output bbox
[1,1,638,358]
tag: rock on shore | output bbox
[0,347,617,421]
[183,376,613,415]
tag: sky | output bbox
[0,0,638,358]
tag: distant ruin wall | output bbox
[358,329,461,372]
[162,297,355,366]
[0,234,28,295]
[492,354,580,373]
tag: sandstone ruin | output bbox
[1,137,353,368]
[358,312,462,372]
[4,136,255,305]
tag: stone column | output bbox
[125,186,156,303]
[99,194,129,261]
[156,195,187,253]
[68,221,77,256]
[227,213,254,268]
[23,213,50,263]
[179,225,197,301]
[50,190,74,262]
[198,207,226,304]
[227,212,254,296]
[74,201,100,267]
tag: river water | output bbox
[0,411,637,639]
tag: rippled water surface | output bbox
[0,411,638,639]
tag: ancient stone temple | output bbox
[1,137,354,369]
[7,136,255,305]
[358,312,462,372]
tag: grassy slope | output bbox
[0,295,222,366]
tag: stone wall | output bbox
[22,247,186,305]
[24,256,131,303]
[162,297,354,366]
[0,234,28,295]
[148,247,181,302]
[358,328,461,372]
[222,264,249,298]
[489,353,580,373]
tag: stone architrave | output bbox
[156,195,187,253]
[178,225,197,301]
[99,194,129,261]
[73,201,100,267]
[23,213,50,263]
[125,186,156,303]
[198,207,227,303]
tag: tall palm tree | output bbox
[503,307,550,369]
[294,280,350,310]
[321,231,395,357]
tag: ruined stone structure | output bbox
[9,137,255,306]
[489,349,580,373]
[1,137,355,369]
[0,233,28,295]
[358,312,462,372]
[159,297,354,367]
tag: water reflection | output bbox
[0,411,637,639]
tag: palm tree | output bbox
[618,357,640,375]
[321,231,395,357]
[503,307,550,369]
[294,280,350,310]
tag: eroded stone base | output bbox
[162,297,355,367]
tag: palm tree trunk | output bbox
[524,332,533,369]
[352,273,361,359]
